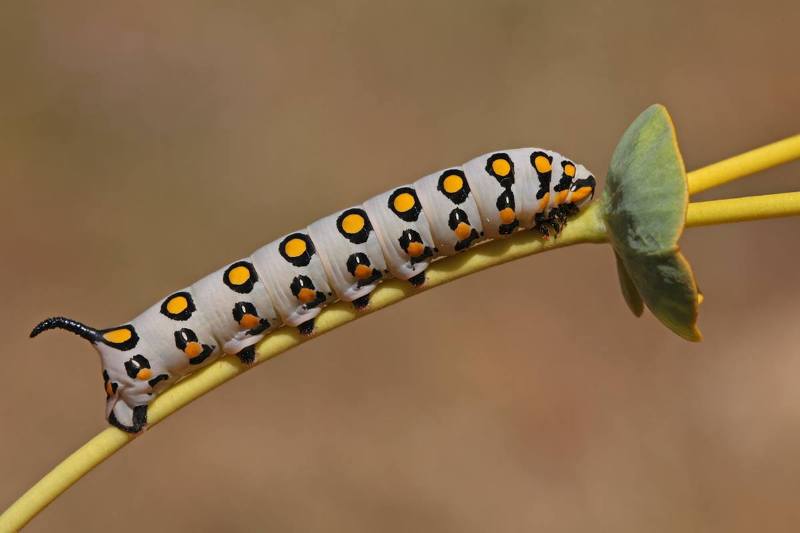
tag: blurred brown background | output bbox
[1,1,799,531]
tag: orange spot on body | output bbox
[534,155,551,174]
[499,207,516,224]
[136,368,152,381]
[166,295,188,315]
[103,329,132,344]
[393,192,415,213]
[341,213,365,234]
[564,163,576,177]
[297,288,316,303]
[538,192,550,212]
[239,314,260,329]
[105,382,114,396]
[556,190,569,205]
[570,186,593,203]
[443,174,463,193]
[284,238,307,258]
[354,264,372,280]
[184,342,203,358]
[406,241,425,257]
[491,158,511,177]
[454,222,472,240]
[228,265,250,286]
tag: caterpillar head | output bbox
[30,317,168,433]
[568,165,596,209]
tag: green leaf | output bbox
[621,251,701,341]
[614,251,644,317]
[604,104,688,254]
[602,104,702,341]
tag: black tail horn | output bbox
[30,316,99,343]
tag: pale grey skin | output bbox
[31,148,596,433]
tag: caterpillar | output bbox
[31,148,596,433]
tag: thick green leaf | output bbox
[602,104,702,341]
[604,104,688,254]
[614,251,644,317]
[618,250,701,341]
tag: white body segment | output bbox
[251,233,333,327]
[502,148,541,228]
[462,151,523,239]
[308,208,387,302]
[362,186,436,281]
[190,266,279,355]
[546,151,568,212]
[33,146,595,433]
[413,167,484,256]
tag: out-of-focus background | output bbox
[1,1,798,531]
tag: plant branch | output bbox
[686,191,800,227]
[687,134,800,195]
[0,206,607,531]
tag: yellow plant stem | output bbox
[0,207,607,531]
[687,192,800,227]
[687,134,800,195]
[3,178,799,531]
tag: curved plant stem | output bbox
[3,148,800,530]
[687,134,800,195]
[0,205,607,531]
[687,192,800,227]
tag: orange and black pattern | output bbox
[31,146,595,433]
[223,261,258,294]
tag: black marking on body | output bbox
[346,253,383,287]
[456,230,480,251]
[531,151,553,199]
[485,152,515,188]
[148,374,169,388]
[174,328,215,365]
[102,370,118,398]
[108,404,148,433]
[290,275,327,309]
[398,229,433,264]
[571,175,596,193]
[232,301,270,335]
[357,269,383,287]
[124,354,151,379]
[555,160,575,192]
[496,189,520,235]
[447,208,480,251]
[98,325,139,351]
